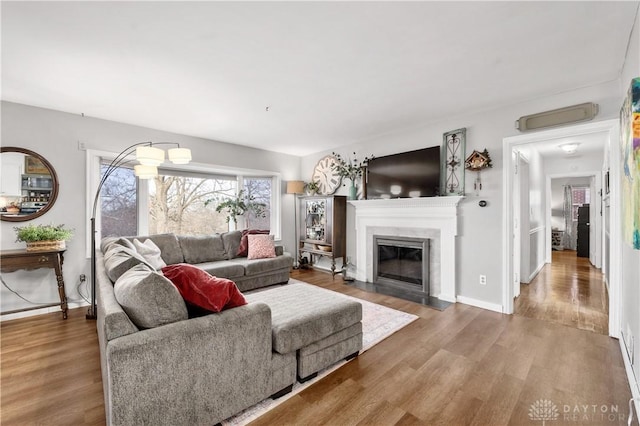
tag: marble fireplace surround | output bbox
[350,196,463,303]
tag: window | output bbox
[92,151,280,242]
[99,164,138,238]
[148,173,237,235]
[244,177,272,230]
[571,187,590,221]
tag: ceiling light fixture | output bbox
[560,143,580,154]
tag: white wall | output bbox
[302,79,622,307]
[618,3,640,405]
[0,101,301,317]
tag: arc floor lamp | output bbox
[86,142,192,319]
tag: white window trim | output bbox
[86,150,282,258]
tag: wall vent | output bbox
[515,102,599,131]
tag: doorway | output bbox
[502,119,621,338]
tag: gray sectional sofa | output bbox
[96,231,363,426]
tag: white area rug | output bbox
[223,282,418,425]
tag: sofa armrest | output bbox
[104,302,274,426]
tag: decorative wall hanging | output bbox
[442,128,466,195]
[620,77,640,250]
[465,149,492,195]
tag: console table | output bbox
[0,248,68,319]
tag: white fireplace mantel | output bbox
[349,196,463,302]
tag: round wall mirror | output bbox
[0,147,59,222]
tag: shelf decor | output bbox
[442,128,466,195]
[331,151,374,200]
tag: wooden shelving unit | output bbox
[298,195,346,276]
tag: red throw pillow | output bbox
[237,229,270,257]
[161,264,247,313]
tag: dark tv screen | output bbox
[365,146,440,199]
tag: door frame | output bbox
[502,119,621,338]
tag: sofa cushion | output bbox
[161,263,247,313]
[113,263,188,329]
[137,233,184,265]
[195,260,246,279]
[221,231,242,259]
[237,229,270,257]
[178,235,226,264]
[229,254,293,275]
[247,234,276,260]
[133,238,167,270]
[104,245,152,282]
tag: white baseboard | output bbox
[619,338,640,424]
[528,261,545,283]
[0,301,88,322]
[456,296,503,313]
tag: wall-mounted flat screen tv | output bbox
[365,146,440,199]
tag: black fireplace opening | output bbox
[373,236,429,295]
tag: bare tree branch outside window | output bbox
[100,165,137,237]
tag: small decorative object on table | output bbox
[464,149,492,195]
[304,181,320,196]
[14,223,74,252]
[331,151,375,200]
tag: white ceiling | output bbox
[2,1,637,156]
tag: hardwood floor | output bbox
[514,250,609,335]
[1,268,632,425]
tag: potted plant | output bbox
[205,189,266,227]
[14,223,74,252]
[305,181,321,196]
[331,152,375,200]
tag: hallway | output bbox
[514,250,609,335]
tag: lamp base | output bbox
[86,306,97,320]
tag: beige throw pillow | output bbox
[133,238,167,270]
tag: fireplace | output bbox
[374,236,429,295]
[350,196,462,303]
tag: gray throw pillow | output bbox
[114,264,188,329]
[221,230,242,259]
[100,237,136,254]
[178,235,226,263]
[104,245,151,282]
[138,233,184,265]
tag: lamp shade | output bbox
[136,146,165,166]
[286,180,305,194]
[168,147,192,164]
[134,164,158,179]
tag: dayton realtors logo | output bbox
[529,399,626,423]
[529,399,559,425]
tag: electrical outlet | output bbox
[479,275,487,285]
[78,141,86,151]
[79,274,86,282]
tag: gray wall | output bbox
[0,101,301,316]
[301,79,622,307]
